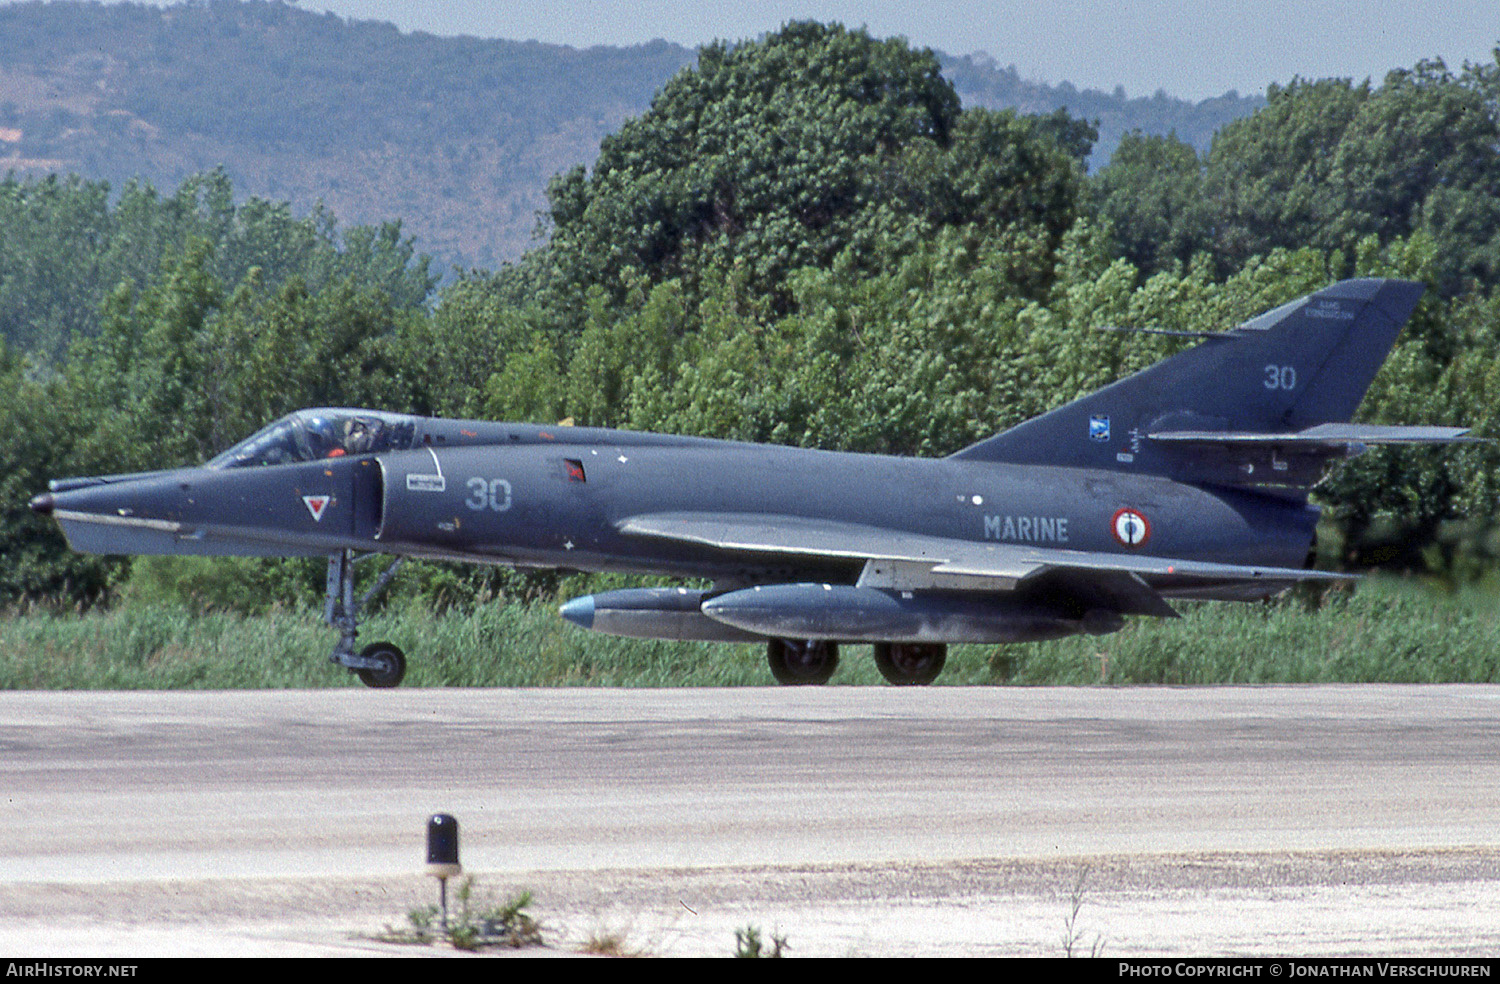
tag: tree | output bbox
[1200,78,1368,270]
[0,344,113,603]
[1091,130,1211,274]
[528,21,1084,329]
[1185,62,1500,292]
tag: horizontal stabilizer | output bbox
[1149,423,1473,447]
[1145,422,1478,491]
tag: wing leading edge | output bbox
[616,512,1351,613]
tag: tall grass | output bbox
[1,576,1496,689]
[1000,575,1500,685]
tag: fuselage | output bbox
[379,439,1316,578]
[42,419,1320,586]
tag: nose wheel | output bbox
[325,550,407,688]
[354,641,407,689]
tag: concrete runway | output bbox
[4,685,1500,956]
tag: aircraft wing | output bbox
[616,512,1351,612]
[618,512,976,567]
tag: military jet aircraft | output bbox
[31,278,1471,687]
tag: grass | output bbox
[580,927,646,957]
[734,924,789,958]
[376,879,543,951]
[1061,867,1104,958]
[1,575,1497,689]
[1003,575,1500,686]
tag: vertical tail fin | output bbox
[950,278,1427,488]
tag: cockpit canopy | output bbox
[207,409,420,469]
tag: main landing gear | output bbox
[873,642,947,686]
[766,639,839,685]
[764,640,950,685]
[325,550,407,688]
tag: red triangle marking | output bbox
[303,495,330,522]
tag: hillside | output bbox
[941,51,1260,166]
[0,0,1261,271]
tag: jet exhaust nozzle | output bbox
[29,493,54,516]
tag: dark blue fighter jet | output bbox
[31,278,1471,687]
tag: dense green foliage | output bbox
[0,169,433,355]
[0,170,437,601]
[1095,60,1500,294]
[2,20,1498,693]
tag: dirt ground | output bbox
[5,849,1499,958]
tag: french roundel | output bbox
[1111,508,1151,548]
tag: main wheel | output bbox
[356,641,407,688]
[767,639,839,685]
[873,642,946,686]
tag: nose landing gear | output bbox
[325,550,407,688]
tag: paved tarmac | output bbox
[3,686,1500,956]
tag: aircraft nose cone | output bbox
[558,595,595,630]
[29,493,54,516]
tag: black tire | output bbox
[356,641,407,688]
[872,642,946,686]
[767,639,839,685]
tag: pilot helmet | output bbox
[302,415,336,455]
